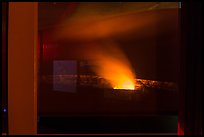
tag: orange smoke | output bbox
[82,41,136,90]
[49,9,179,90]
[51,11,152,90]
[51,10,172,90]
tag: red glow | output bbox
[178,121,184,135]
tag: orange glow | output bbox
[53,14,138,90]
[86,41,136,90]
[50,9,179,91]
[52,10,164,90]
[113,80,135,90]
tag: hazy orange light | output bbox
[87,42,136,91]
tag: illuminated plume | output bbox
[84,41,136,90]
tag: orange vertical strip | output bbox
[8,2,38,135]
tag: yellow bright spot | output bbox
[113,80,135,90]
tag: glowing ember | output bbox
[113,80,135,90]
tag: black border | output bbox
[179,1,202,135]
[1,1,9,135]
[6,2,8,135]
